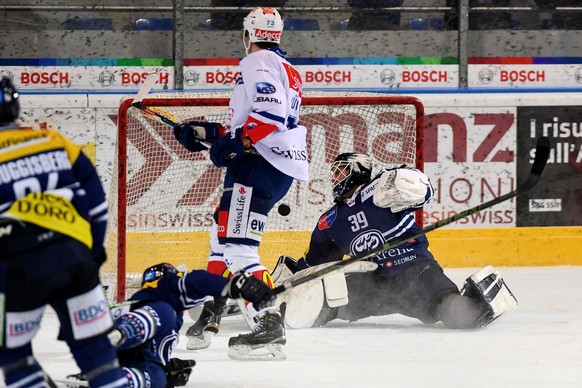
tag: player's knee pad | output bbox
[461,266,518,327]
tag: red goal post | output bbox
[105,92,424,302]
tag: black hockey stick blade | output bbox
[273,136,551,295]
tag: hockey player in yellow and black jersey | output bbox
[0,77,127,387]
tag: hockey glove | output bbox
[209,127,245,167]
[173,122,214,152]
[222,270,276,311]
[165,358,196,387]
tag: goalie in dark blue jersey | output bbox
[273,153,518,330]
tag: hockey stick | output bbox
[273,136,551,295]
[130,73,211,149]
[53,378,88,387]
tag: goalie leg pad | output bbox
[277,280,325,329]
[322,270,348,308]
[277,260,377,328]
[279,275,346,329]
[271,255,298,286]
[461,266,518,327]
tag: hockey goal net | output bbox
[104,92,424,302]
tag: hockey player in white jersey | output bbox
[173,7,308,360]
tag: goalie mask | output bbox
[142,262,178,287]
[0,76,20,124]
[242,7,283,55]
[331,153,373,202]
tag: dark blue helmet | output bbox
[142,262,178,287]
[331,153,373,202]
[0,77,19,124]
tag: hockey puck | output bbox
[278,204,291,216]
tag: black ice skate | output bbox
[186,298,225,350]
[228,311,287,360]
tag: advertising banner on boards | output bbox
[516,106,582,226]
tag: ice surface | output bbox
[23,267,582,387]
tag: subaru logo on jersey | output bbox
[350,230,385,255]
[246,211,267,242]
[255,96,282,104]
[256,82,276,94]
[73,300,109,325]
[317,208,337,230]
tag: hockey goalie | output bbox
[272,153,518,330]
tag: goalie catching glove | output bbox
[373,166,433,212]
[173,120,226,152]
[222,270,276,311]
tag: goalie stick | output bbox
[130,73,211,149]
[273,136,551,295]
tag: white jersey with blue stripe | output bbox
[227,47,308,182]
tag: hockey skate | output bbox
[186,299,225,350]
[228,311,287,361]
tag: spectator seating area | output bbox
[63,18,174,31]
[135,18,173,31]
[63,18,113,30]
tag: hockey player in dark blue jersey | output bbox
[273,153,517,330]
[96,262,276,387]
[0,77,127,387]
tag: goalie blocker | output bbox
[272,257,517,329]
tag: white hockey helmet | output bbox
[242,7,283,54]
